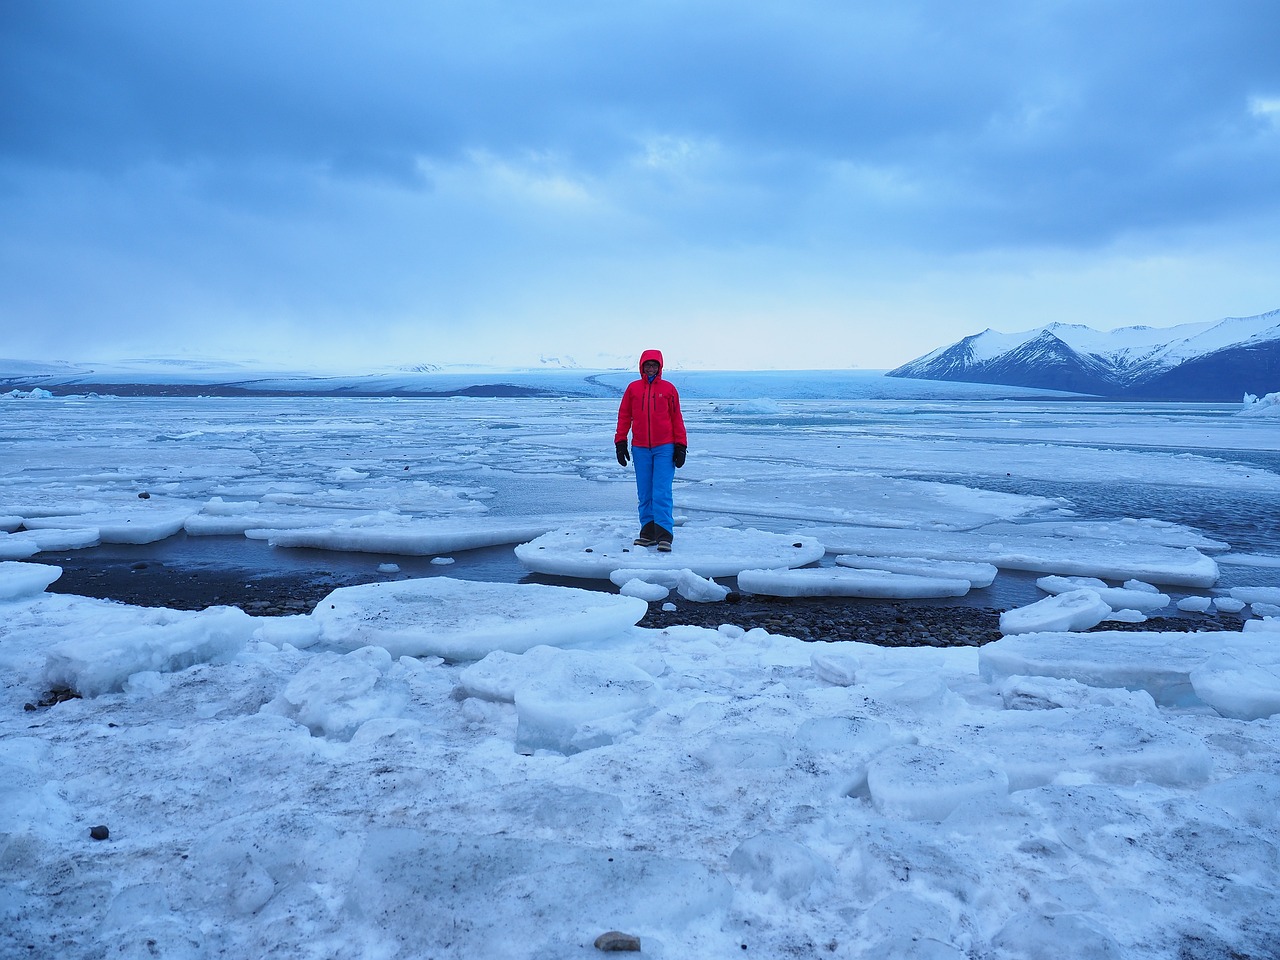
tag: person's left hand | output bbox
[673,444,687,468]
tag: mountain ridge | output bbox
[888,309,1280,400]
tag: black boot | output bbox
[654,526,673,552]
[634,522,658,547]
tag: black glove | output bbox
[673,443,687,468]
[616,441,630,466]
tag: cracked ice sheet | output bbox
[677,472,1057,531]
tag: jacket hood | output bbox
[638,349,664,377]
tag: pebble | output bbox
[89,825,110,841]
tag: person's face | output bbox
[643,360,660,377]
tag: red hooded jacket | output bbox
[615,349,688,448]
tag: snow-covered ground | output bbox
[2,393,1279,959]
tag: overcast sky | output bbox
[3,1,1278,371]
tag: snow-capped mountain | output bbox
[887,309,1280,400]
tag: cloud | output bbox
[2,0,1277,368]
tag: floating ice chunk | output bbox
[376,563,400,574]
[609,567,727,602]
[266,518,554,556]
[662,602,677,612]
[1190,652,1280,720]
[23,504,195,544]
[738,566,970,599]
[811,650,860,686]
[711,398,783,414]
[22,527,100,551]
[430,557,454,565]
[517,519,824,579]
[804,525,1220,587]
[513,648,656,754]
[1213,596,1246,613]
[1230,586,1280,605]
[0,515,20,533]
[968,708,1211,790]
[999,589,1112,635]
[1103,609,1147,624]
[312,577,647,660]
[460,648,567,704]
[835,554,997,587]
[0,534,39,560]
[0,561,61,602]
[618,578,669,601]
[728,833,828,900]
[333,466,369,481]
[263,647,406,740]
[1036,575,1170,613]
[1245,617,1280,633]
[866,744,1008,820]
[979,629,1245,708]
[1178,596,1213,612]
[1239,390,1280,417]
[43,606,256,697]
[998,675,1158,713]
[1252,602,1280,618]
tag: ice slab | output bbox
[43,606,256,697]
[0,534,39,560]
[679,472,1055,530]
[1035,576,1171,613]
[513,647,657,754]
[1190,651,1280,721]
[311,577,648,660]
[979,629,1266,711]
[263,647,408,740]
[866,744,1009,820]
[739,566,970,599]
[261,518,555,556]
[618,578,670,601]
[1230,586,1280,605]
[607,567,730,602]
[0,561,62,601]
[967,708,1213,790]
[835,554,997,588]
[803,524,1220,588]
[1000,589,1114,635]
[515,519,824,579]
[728,833,829,900]
[23,503,197,545]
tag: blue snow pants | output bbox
[631,443,675,535]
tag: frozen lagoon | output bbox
[2,391,1280,959]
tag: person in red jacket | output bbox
[615,349,687,551]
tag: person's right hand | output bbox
[615,441,630,466]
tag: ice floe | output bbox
[515,519,824,579]
[805,523,1220,587]
[738,566,972,599]
[311,576,648,660]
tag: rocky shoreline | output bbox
[39,559,1248,650]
